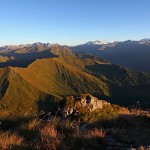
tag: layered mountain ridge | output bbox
[0,44,149,117]
[72,39,150,72]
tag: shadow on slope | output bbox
[85,63,150,108]
[89,114,150,148]
[0,78,9,98]
[38,95,60,113]
[0,50,57,68]
[72,41,150,72]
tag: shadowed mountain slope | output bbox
[0,45,149,117]
[0,48,110,117]
[50,46,150,107]
[0,50,56,68]
[72,40,150,72]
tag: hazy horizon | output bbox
[0,0,150,46]
[0,38,150,47]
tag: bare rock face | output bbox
[80,94,110,111]
[62,94,129,118]
[62,94,110,117]
[63,107,74,117]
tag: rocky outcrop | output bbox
[80,94,110,111]
[62,94,129,118]
[62,94,111,117]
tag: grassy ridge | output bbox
[0,54,109,117]
[0,46,149,117]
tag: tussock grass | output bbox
[0,109,149,149]
[0,115,105,150]
[86,128,105,139]
[0,131,25,150]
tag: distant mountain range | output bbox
[71,39,150,72]
[1,39,150,72]
[85,40,109,45]
[0,44,150,117]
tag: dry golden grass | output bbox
[27,118,41,130]
[29,117,63,150]
[86,128,105,139]
[38,124,62,150]
[0,131,25,150]
[0,108,149,150]
[41,124,58,139]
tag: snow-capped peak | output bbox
[139,38,150,45]
[86,40,109,45]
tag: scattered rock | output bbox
[62,94,112,117]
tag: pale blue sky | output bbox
[0,0,150,46]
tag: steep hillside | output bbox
[0,50,55,68]
[0,45,149,117]
[0,51,110,117]
[0,55,9,62]
[15,46,150,107]
[84,63,150,106]
[13,57,109,97]
[0,67,60,117]
[50,46,150,107]
[51,46,109,70]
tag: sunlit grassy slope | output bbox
[0,67,60,117]
[0,47,109,117]
[0,46,149,117]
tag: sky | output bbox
[0,0,150,46]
